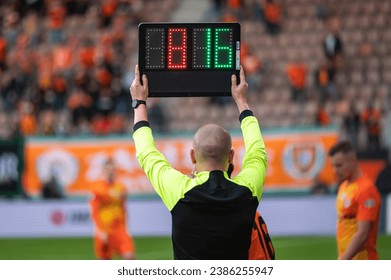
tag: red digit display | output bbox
[168,28,187,69]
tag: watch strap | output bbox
[133,99,147,108]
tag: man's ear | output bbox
[228,149,234,163]
[190,149,196,164]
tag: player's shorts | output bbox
[94,229,135,259]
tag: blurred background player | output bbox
[329,141,381,260]
[90,158,135,260]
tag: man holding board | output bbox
[130,64,267,259]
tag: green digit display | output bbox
[214,28,233,68]
[193,28,212,69]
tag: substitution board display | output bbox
[138,22,241,97]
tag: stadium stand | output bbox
[0,0,180,137]
[0,0,390,151]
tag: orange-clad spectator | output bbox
[90,158,135,259]
[18,100,37,136]
[16,33,29,49]
[264,0,282,35]
[91,114,112,135]
[101,0,118,27]
[317,65,329,86]
[95,42,113,66]
[241,42,262,93]
[48,1,66,29]
[316,103,330,126]
[361,104,382,151]
[220,11,238,23]
[68,89,92,110]
[14,34,34,74]
[227,0,242,10]
[329,141,381,259]
[48,1,67,43]
[53,74,67,94]
[226,0,244,19]
[79,41,95,68]
[95,66,112,88]
[101,31,114,50]
[314,60,338,102]
[73,66,88,88]
[286,62,307,102]
[110,113,127,134]
[241,43,262,74]
[111,12,126,48]
[52,44,73,71]
[37,68,52,90]
[241,42,250,58]
[36,49,53,91]
[67,88,93,124]
[0,36,7,69]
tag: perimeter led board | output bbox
[138,23,241,97]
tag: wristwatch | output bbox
[132,99,146,109]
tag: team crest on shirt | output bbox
[282,141,325,180]
[344,199,351,208]
[365,199,376,208]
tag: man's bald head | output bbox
[193,124,232,165]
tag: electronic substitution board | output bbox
[138,22,241,97]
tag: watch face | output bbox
[132,99,145,108]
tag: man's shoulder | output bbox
[357,174,380,197]
[358,174,376,187]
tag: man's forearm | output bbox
[236,101,250,113]
[339,232,368,260]
[133,105,148,124]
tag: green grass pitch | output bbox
[0,235,390,260]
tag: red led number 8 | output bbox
[168,28,187,69]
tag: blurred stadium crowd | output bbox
[0,0,178,137]
[0,0,390,152]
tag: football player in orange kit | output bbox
[329,141,381,260]
[90,158,135,259]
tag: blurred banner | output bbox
[0,197,337,238]
[0,200,171,238]
[3,195,391,237]
[23,129,338,197]
[0,138,24,197]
